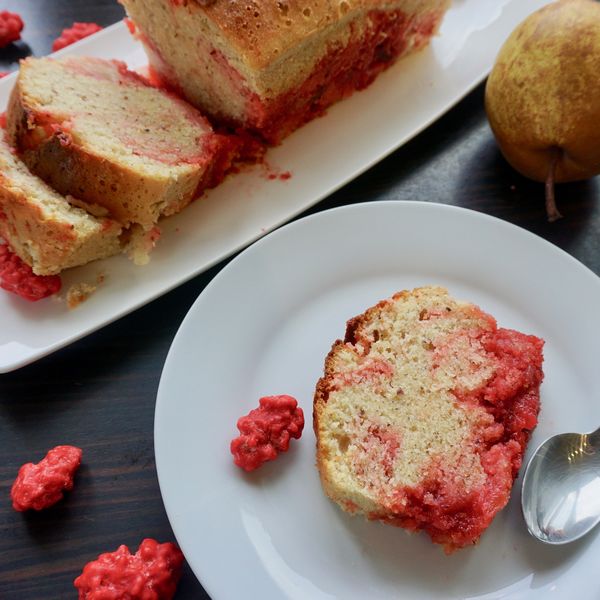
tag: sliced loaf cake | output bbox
[121,0,451,144]
[7,56,239,230]
[314,286,544,552]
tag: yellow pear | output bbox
[485,0,600,221]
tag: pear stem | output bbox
[545,148,563,223]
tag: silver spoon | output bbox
[521,427,600,544]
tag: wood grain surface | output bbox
[0,1,599,599]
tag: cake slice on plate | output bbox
[314,286,544,552]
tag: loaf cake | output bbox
[120,0,451,144]
[0,133,126,276]
[314,286,544,552]
[7,56,240,230]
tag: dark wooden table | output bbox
[1,2,599,599]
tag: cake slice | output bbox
[314,286,544,552]
[7,56,240,230]
[120,0,451,144]
[0,134,126,276]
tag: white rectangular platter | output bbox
[0,0,552,373]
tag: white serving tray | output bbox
[0,0,552,372]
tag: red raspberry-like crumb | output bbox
[0,72,9,79]
[0,244,62,301]
[52,22,103,52]
[231,395,304,471]
[74,538,184,600]
[0,11,24,48]
[124,17,137,36]
[11,445,82,512]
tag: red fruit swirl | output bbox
[52,22,103,52]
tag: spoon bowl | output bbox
[521,427,600,544]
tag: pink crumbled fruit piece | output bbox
[0,243,62,301]
[231,395,304,471]
[0,11,24,48]
[52,22,103,52]
[74,538,184,600]
[11,445,82,511]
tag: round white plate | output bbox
[155,201,600,600]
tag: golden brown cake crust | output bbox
[195,0,445,70]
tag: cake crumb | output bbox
[66,282,97,309]
[261,159,293,182]
[126,225,161,266]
